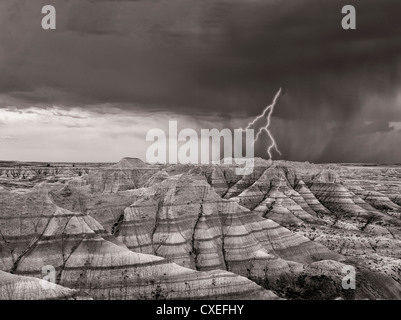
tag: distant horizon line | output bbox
[1,158,401,167]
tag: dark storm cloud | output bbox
[1,0,399,113]
[0,0,400,162]
[316,122,401,163]
[189,0,401,121]
[66,2,122,36]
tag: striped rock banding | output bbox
[345,183,401,212]
[252,179,318,226]
[0,270,85,300]
[308,180,374,218]
[0,186,279,300]
[114,173,348,296]
[294,180,331,216]
[228,165,289,209]
[2,160,401,299]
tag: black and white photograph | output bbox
[1,0,401,310]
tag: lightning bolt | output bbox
[241,88,282,159]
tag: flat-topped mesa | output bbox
[0,186,279,300]
[0,270,84,300]
[110,157,146,169]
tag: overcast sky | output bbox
[0,0,400,163]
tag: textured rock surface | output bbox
[114,173,382,298]
[294,180,331,216]
[0,186,278,300]
[0,270,82,300]
[288,165,401,291]
[1,159,401,299]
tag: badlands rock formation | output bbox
[0,270,82,300]
[110,169,400,299]
[1,158,401,299]
[0,186,278,300]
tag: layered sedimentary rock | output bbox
[112,172,401,299]
[86,158,160,193]
[312,166,401,208]
[345,183,401,213]
[308,174,374,218]
[281,166,401,289]
[0,270,82,300]
[258,199,304,226]
[281,259,401,300]
[227,164,292,209]
[224,164,319,227]
[252,178,317,226]
[294,180,331,216]
[306,171,401,233]
[169,160,270,198]
[51,181,136,233]
[185,157,273,199]
[114,173,376,297]
[110,157,146,169]
[143,170,170,188]
[115,174,339,262]
[2,159,401,299]
[222,169,269,200]
[188,166,230,197]
[0,186,279,300]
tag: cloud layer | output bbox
[0,0,400,163]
